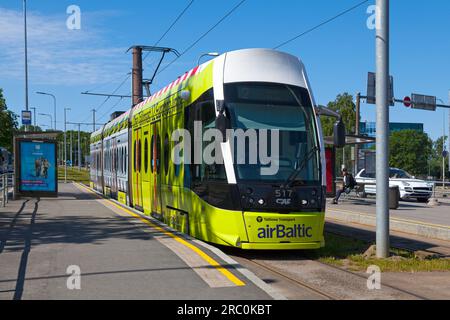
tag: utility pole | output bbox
[23,0,29,132]
[376,0,390,258]
[354,93,361,175]
[443,111,446,190]
[70,131,73,166]
[132,46,144,106]
[92,109,96,132]
[64,108,70,183]
[78,123,81,171]
[31,107,36,130]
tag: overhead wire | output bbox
[273,0,370,49]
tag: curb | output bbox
[326,209,450,241]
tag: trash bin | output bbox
[389,186,400,209]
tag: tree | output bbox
[18,125,43,132]
[320,93,357,174]
[0,89,18,152]
[389,130,433,175]
[429,136,448,178]
[320,93,357,136]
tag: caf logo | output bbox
[257,216,263,223]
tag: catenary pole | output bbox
[23,0,29,132]
[376,0,390,258]
[78,123,81,170]
[355,93,361,174]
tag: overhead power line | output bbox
[81,1,196,123]
[143,0,195,63]
[273,0,369,50]
[157,0,248,76]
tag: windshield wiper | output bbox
[283,146,319,189]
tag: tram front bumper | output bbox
[241,212,325,250]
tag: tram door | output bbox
[141,125,151,215]
[150,121,162,217]
[132,127,143,211]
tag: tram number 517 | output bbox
[275,189,293,206]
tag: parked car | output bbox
[355,168,434,202]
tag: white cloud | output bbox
[0,7,129,86]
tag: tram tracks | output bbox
[228,248,432,300]
[239,257,339,300]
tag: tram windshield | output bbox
[224,82,320,184]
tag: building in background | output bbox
[357,122,424,173]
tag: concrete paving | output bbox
[327,197,450,240]
[0,183,271,300]
[329,197,450,226]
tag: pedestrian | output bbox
[332,168,357,204]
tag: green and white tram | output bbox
[90,48,345,250]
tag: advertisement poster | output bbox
[19,141,57,193]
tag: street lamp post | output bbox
[36,92,57,130]
[30,107,37,129]
[197,52,220,66]
[24,0,29,132]
[438,99,447,190]
[64,108,71,184]
[38,113,53,130]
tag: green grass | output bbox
[308,233,450,272]
[58,166,90,186]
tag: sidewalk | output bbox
[326,197,450,241]
[0,183,272,300]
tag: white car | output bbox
[355,168,434,202]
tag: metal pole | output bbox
[70,131,73,166]
[132,47,144,106]
[354,93,361,175]
[64,108,69,183]
[443,110,446,190]
[376,0,390,258]
[92,109,96,132]
[78,124,81,170]
[53,95,57,130]
[24,0,29,132]
[31,107,36,129]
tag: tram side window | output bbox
[185,89,226,184]
[133,140,137,172]
[164,134,170,176]
[144,138,149,173]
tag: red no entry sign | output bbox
[403,96,412,107]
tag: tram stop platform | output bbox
[0,183,276,300]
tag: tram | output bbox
[90,48,345,250]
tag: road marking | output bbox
[328,207,450,230]
[73,182,245,287]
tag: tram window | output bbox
[186,88,226,183]
[137,139,141,173]
[150,135,154,174]
[156,135,161,174]
[144,138,149,173]
[133,140,137,172]
[164,135,170,176]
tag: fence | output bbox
[0,173,14,207]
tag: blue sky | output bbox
[1,0,449,140]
